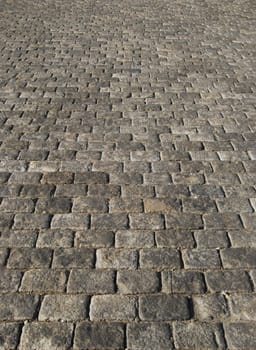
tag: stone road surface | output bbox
[0,0,256,348]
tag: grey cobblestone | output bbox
[1,0,256,346]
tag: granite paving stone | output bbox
[0,0,255,347]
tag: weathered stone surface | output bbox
[115,230,154,248]
[52,248,94,268]
[117,270,159,294]
[91,214,128,229]
[20,322,73,350]
[165,213,203,229]
[174,322,226,349]
[224,323,256,349]
[68,269,115,293]
[194,230,229,248]
[8,248,52,269]
[13,214,50,229]
[75,230,114,248]
[155,230,195,248]
[129,213,164,230]
[0,294,39,320]
[0,323,22,350]
[0,270,22,292]
[205,270,252,292]
[162,271,206,293]
[127,323,173,349]
[139,295,190,321]
[74,322,125,349]
[51,214,89,229]
[221,248,256,268]
[39,295,89,321]
[182,249,221,269]
[193,294,230,321]
[90,295,136,321]
[140,248,181,270]
[36,198,72,214]
[0,0,256,340]
[96,248,138,269]
[37,229,74,248]
[229,294,256,321]
[20,269,67,292]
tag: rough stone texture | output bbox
[0,294,39,321]
[127,323,174,349]
[117,270,159,294]
[90,295,136,321]
[20,322,73,350]
[224,323,256,350]
[0,322,22,350]
[39,295,89,321]
[67,269,115,294]
[0,0,255,347]
[74,322,125,349]
[174,322,226,349]
[139,295,190,321]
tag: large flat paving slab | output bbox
[0,0,256,348]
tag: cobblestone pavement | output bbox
[0,0,256,349]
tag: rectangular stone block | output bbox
[182,249,221,269]
[221,248,256,268]
[74,322,125,349]
[174,322,226,349]
[91,214,128,229]
[96,248,138,269]
[88,184,120,197]
[0,213,14,229]
[36,198,72,214]
[37,229,74,248]
[129,213,164,230]
[155,230,195,248]
[144,198,181,213]
[229,294,256,321]
[0,323,22,349]
[165,213,203,229]
[115,230,154,248]
[0,270,22,292]
[162,271,206,293]
[68,269,115,294]
[75,230,114,248]
[127,323,173,350]
[0,198,35,213]
[205,270,252,292]
[139,295,190,321]
[20,322,73,350]
[109,198,143,213]
[117,270,159,294]
[0,294,39,321]
[52,248,95,268]
[224,323,256,350]
[203,213,242,229]
[13,214,50,229]
[8,248,52,269]
[193,294,229,321]
[41,172,74,184]
[39,295,89,321]
[90,295,136,321]
[51,214,89,229]
[20,269,67,292]
[74,171,109,184]
[140,248,181,270]
[72,197,108,213]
